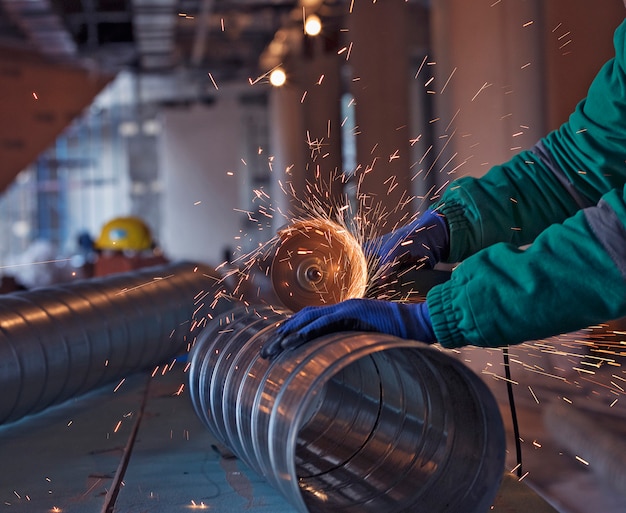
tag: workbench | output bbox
[0,362,558,513]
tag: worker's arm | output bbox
[438,19,626,263]
[428,185,626,348]
[264,185,626,354]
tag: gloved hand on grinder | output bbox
[260,209,449,359]
[260,298,436,359]
[365,208,450,270]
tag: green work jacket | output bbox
[428,18,626,349]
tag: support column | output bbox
[430,0,545,184]
[347,0,413,231]
[269,32,344,231]
[430,0,623,188]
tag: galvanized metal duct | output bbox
[189,305,505,513]
[0,261,228,425]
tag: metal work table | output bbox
[0,363,557,513]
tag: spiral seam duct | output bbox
[189,305,506,513]
[0,261,225,425]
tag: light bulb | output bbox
[269,68,287,87]
[304,14,322,37]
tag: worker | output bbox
[262,15,626,358]
[93,216,168,276]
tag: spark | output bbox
[444,109,460,133]
[0,258,72,271]
[208,73,219,90]
[414,55,428,79]
[440,67,456,94]
[482,370,518,385]
[113,378,125,393]
[571,366,595,375]
[32,92,38,100]
[188,500,209,509]
[575,455,589,466]
[409,134,422,146]
[471,82,492,102]
[528,385,539,404]
[346,42,353,60]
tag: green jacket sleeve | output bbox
[436,18,626,263]
[428,186,626,348]
[426,19,626,348]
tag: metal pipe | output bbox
[0,261,227,425]
[189,305,505,513]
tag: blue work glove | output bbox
[261,298,436,359]
[365,209,450,269]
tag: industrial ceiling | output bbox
[0,0,313,192]
[0,0,307,81]
[0,0,428,193]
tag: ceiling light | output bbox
[269,68,287,87]
[304,15,322,37]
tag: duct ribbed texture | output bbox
[0,261,228,425]
[189,305,505,513]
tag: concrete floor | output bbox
[457,330,626,513]
[0,334,623,513]
[0,360,294,513]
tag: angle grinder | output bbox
[270,218,368,312]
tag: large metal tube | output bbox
[189,305,505,513]
[0,261,227,425]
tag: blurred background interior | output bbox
[1,0,623,287]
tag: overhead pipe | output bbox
[0,261,228,425]
[189,305,505,513]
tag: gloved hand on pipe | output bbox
[261,298,436,359]
[365,209,450,270]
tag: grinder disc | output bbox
[271,218,368,312]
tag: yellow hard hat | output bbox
[95,216,154,252]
